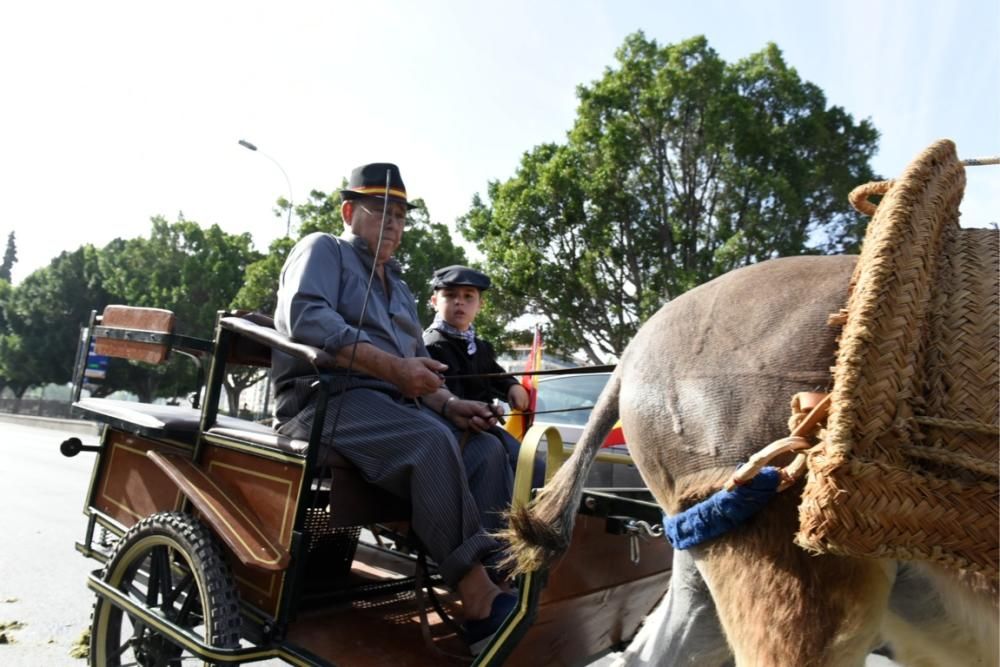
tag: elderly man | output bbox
[271,162,515,653]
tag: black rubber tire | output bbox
[89,512,241,666]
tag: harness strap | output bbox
[664,467,782,550]
[663,392,833,550]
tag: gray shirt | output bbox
[271,231,427,423]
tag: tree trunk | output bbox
[223,384,241,417]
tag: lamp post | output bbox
[238,139,293,237]
[237,139,295,421]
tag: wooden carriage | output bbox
[64,304,672,665]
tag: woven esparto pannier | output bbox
[796,139,999,585]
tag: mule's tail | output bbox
[502,366,623,574]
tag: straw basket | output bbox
[796,139,999,584]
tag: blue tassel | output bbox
[663,467,782,550]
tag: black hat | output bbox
[341,162,417,209]
[431,265,491,291]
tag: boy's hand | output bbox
[507,384,530,411]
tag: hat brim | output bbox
[342,189,418,210]
[432,281,490,291]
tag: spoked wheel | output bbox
[90,512,241,666]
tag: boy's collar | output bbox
[429,314,478,355]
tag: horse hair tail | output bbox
[501,366,622,575]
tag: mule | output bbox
[506,254,998,666]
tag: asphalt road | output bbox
[0,420,100,666]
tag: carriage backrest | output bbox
[218,314,337,369]
[223,311,275,367]
[94,305,176,364]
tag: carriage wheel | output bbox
[90,512,241,666]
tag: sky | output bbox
[1,0,997,284]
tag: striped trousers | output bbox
[277,385,513,586]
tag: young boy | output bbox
[423,266,544,486]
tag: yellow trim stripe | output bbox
[101,442,183,521]
[348,185,408,199]
[207,460,294,542]
[201,434,305,464]
[477,571,536,664]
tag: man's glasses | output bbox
[359,203,407,225]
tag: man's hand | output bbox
[333,344,446,397]
[507,384,530,411]
[446,399,498,433]
[392,357,447,398]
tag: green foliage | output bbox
[0,232,16,283]
[231,189,344,317]
[99,215,261,336]
[296,186,346,238]
[93,216,262,401]
[461,33,879,361]
[0,246,109,395]
[0,332,34,398]
[394,198,469,325]
[231,236,296,315]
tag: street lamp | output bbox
[238,139,293,237]
[237,139,295,421]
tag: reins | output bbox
[443,364,616,381]
[445,364,616,434]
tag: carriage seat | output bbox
[74,398,225,443]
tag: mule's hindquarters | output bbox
[695,490,892,667]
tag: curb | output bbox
[0,412,98,436]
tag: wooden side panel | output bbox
[200,444,305,618]
[147,451,290,571]
[92,430,187,527]
[504,514,673,666]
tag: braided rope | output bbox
[901,444,999,478]
[913,415,1000,436]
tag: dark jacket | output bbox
[423,329,518,404]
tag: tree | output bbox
[0,246,109,403]
[0,279,20,397]
[394,198,469,324]
[231,236,296,316]
[98,216,261,403]
[461,33,878,362]
[230,188,345,320]
[0,232,16,282]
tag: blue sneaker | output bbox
[463,592,518,655]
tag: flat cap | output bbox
[430,265,491,291]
